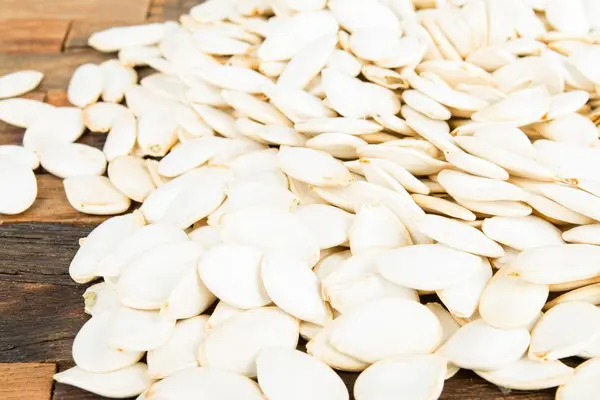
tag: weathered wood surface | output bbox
[0,363,57,400]
[0,0,563,399]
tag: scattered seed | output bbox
[0,70,43,99]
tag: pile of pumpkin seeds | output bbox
[3,0,600,398]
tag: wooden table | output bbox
[0,1,557,398]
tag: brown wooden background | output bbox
[0,0,557,398]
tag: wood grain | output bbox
[45,89,71,107]
[0,50,111,90]
[0,224,94,286]
[0,280,88,363]
[0,363,56,400]
[0,20,71,54]
[0,0,153,21]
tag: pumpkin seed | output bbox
[0,159,37,215]
[64,176,131,215]
[257,347,348,400]
[0,70,43,99]
[39,143,107,179]
[147,315,208,379]
[529,302,600,361]
[328,298,441,363]
[475,358,573,390]
[54,364,150,398]
[354,354,446,400]
[72,310,144,373]
[479,268,549,329]
[438,319,530,371]
[198,306,299,377]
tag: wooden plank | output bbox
[0,175,111,225]
[0,50,111,90]
[46,89,71,107]
[0,0,152,21]
[0,223,94,286]
[0,20,71,54]
[0,281,88,363]
[0,363,56,400]
[65,20,146,49]
[148,0,186,21]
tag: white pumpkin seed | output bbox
[83,281,119,316]
[556,358,600,400]
[378,244,482,290]
[0,98,54,128]
[73,310,144,373]
[23,107,85,151]
[160,265,216,320]
[438,319,530,371]
[294,204,353,249]
[417,214,504,257]
[545,283,600,310]
[223,90,291,126]
[529,302,600,361]
[108,306,175,351]
[563,224,600,245]
[198,306,299,377]
[137,112,179,157]
[39,143,106,179]
[0,70,43,99]
[103,112,137,162]
[472,86,550,126]
[69,212,144,283]
[354,354,446,400]
[411,194,476,221]
[540,184,600,222]
[278,146,353,187]
[261,251,331,325]
[258,10,339,61]
[328,298,441,363]
[0,159,37,215]
[349,201,412,255]
[482,215,564,250]
[220,205,320,267]
[475,358,573,390]
[278,34,337,88]
[97,223,187,278]
[479,268,549,329]
[108,155,156,203]
[306,133,367,159]
[64,176,131,215]
[117,241,203,310]
[194,65,273,93]
[89,23,168,52]
[437,257,493,318]
[145,366,264,399]
[54,364,150,398]
[515,244,600,284]
[68,63,105,108]
[198,243,269,309]
[326,274,419,314]
[257,347,348,400]
[147,315,208,379]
